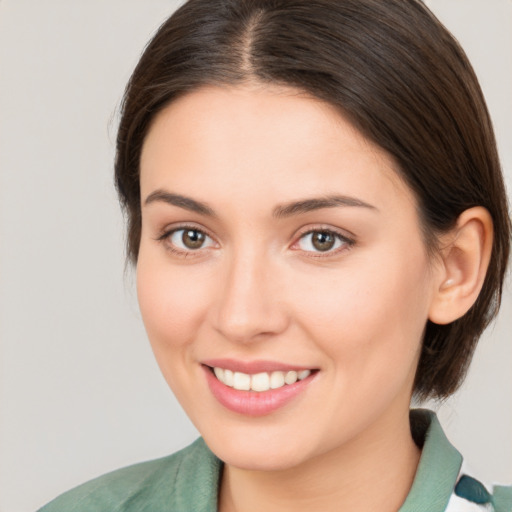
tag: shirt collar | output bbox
[399,409,463,512]
[173,409,462,512]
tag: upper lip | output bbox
[202,358,316,374]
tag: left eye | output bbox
[297,230,348,253]
[168,228,215,251]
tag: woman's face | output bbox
[137,84,438,471]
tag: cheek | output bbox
[136,250,211,354]
[290,248,431,380]
[136,250,218,411]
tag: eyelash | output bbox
[156,224,216,258]
[156,224,355,259]
[292,227,355,258]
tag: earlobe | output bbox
[428,207,493,325]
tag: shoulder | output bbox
[405,410,512,512]
[37,438,222,512]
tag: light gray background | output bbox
[0,1,510,511]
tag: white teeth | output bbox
[284,371,298,385]
[233,372,251,390]
[213,367,224,381]
[224,369,234,387]
[251,372,270,392]
[269,371,285,389]
[212,367,313,392]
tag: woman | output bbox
[38,0,511,511]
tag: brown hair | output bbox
[115,0,510,399]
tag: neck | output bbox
[218,407,420,512]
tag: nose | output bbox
[211,250,289,344]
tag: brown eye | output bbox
[182,229,205,249]
[297,230,350,254]
[312,231,335,251]
[168,228,214,251]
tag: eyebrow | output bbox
[272,195,378,218]
[144,190,377,218]
[144,190,217,217]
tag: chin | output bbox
[218,445,307,472]
[200,424,315,472]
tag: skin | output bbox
[136,84,490,512]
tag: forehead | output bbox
[139,84,415,216]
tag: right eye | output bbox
[160,226,216,255]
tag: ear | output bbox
[428,207,493,325]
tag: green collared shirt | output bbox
[38,410,511,512]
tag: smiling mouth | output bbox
[208,366,315,392]
[202,363,319,416]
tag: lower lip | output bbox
[202,365,316,417]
